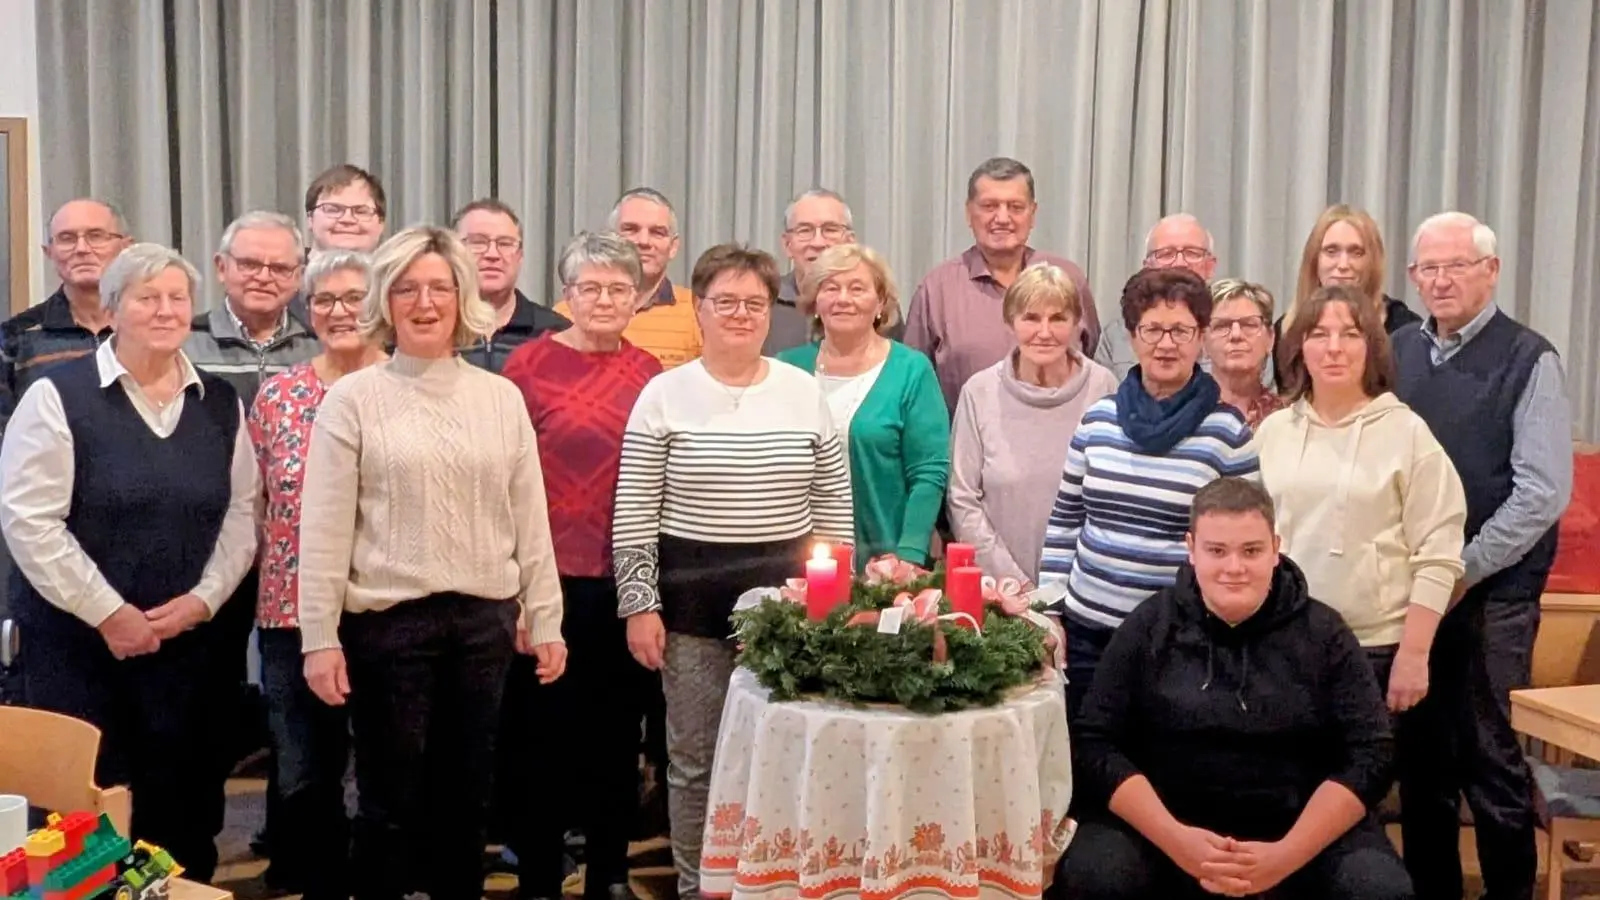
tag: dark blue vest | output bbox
[10,355,238,634]
[1392,310,1560,590]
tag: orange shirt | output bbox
[555,279,702,370]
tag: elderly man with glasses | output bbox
[0,199,133,430]
[452,198,570,373]
[1098,214,1220,378]
[767,187,868,355]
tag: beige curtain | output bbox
[35,0,1600,437]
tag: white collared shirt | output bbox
[0,341,260,627]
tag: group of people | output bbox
[0,154,1576,900]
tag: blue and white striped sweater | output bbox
[1039,398,1259,629]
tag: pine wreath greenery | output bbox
[732,570,1053,714]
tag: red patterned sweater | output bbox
[502,334,663,578]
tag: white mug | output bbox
[0,794,26,855]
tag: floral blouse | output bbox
[1241,388,1287,430]
[247,361,328,628]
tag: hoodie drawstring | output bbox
[1198,640,1250,712]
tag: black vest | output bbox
[10,355,239,634]
[1391,310,1560,590]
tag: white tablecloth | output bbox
[701,667,1074,900]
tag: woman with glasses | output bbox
[1273,205,1422,388]
[297,227,566,900]
[247,250,387,900]
[1039,267,1259,721]
[612,243,854,900]
[499,232,662,900]
[776,243,948,570]
[1204,279,1284,428]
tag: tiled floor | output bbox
[213,776,1600,900]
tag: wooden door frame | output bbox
[0,118,30,315]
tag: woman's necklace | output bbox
[142,366,184,410]
[709,359,764,410]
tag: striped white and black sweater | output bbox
[612,359,855,636]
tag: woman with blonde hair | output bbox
[948,263,1116,585]
[777,243,948,568]
[1204,278,1283,428]
[297,226,566,900]
[1273,205,1422,388]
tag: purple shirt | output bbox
[904,246,1101,412]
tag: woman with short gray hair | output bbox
[246,248,384,899]
[499,231,663,900]
[0,242,259,881]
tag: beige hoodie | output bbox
[1253,393,1467,647]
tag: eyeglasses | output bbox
[704,295,772,318]
[1208,315,1267,337]
[314,202,381,223]
[462,235,522,255]
[228,255,301,281]
[1411,256,1490,282]
[1146,246,1211,265]
[570,281,636,304]
[310,291,365,314]
[391,282,459,302]
[50,229,125,251]
[1135,323,1199,345]
[787,223,850,242]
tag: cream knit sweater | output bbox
[296,353,563,652]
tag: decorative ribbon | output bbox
[862,555,930,587]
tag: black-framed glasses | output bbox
[50,229,125,251]
[704,295,772,318]
[310,291,365,314]
[462,235,523,255]
[228,255,301,281]
[787,223,850,241]
[1135,323,1199,345]
[1146,246,1211,265]
[1208,315,1267,337]
[314,202,381,222]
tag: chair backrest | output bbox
[0,706,131,835]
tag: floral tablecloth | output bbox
[700,667,1074,900]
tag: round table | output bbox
[700,667,1074,900]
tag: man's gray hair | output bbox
[783,188,854,230]
[48,198,131,237]
[303,250,372,295]
[218,210,305,257]
[100,243,202,313]
[966,157,1035,202]
[558,231,644,289]
[1411,211,1497,259]
[608,187,679,236]
[1145,213,1214,252]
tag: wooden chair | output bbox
[0,706,131,836]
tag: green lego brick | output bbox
[39,833,130,890]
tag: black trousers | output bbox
[259,626,351,900]
[23,622,221,881]
[202,571,260,861]
[1399,583,1541,900]
[1056,816,1413,900]
[344,593,518,900]
[503,577,645,899]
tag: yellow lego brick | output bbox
[24,830,64,857]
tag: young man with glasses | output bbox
[0,199,132,431]
[452,198,570,373]
[304,164,387,254]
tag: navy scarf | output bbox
[1116,366,1222,454]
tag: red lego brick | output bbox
[0,848,27,895]
[55,813,97,858]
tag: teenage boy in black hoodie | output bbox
[1056,477,1413,900]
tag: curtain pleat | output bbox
[33,0,1600,438]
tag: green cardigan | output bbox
[776,340,951,568]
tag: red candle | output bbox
[806,545,842,620]
[946,565,983,628]
[831,542,856,577]
[946,542,976,570]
